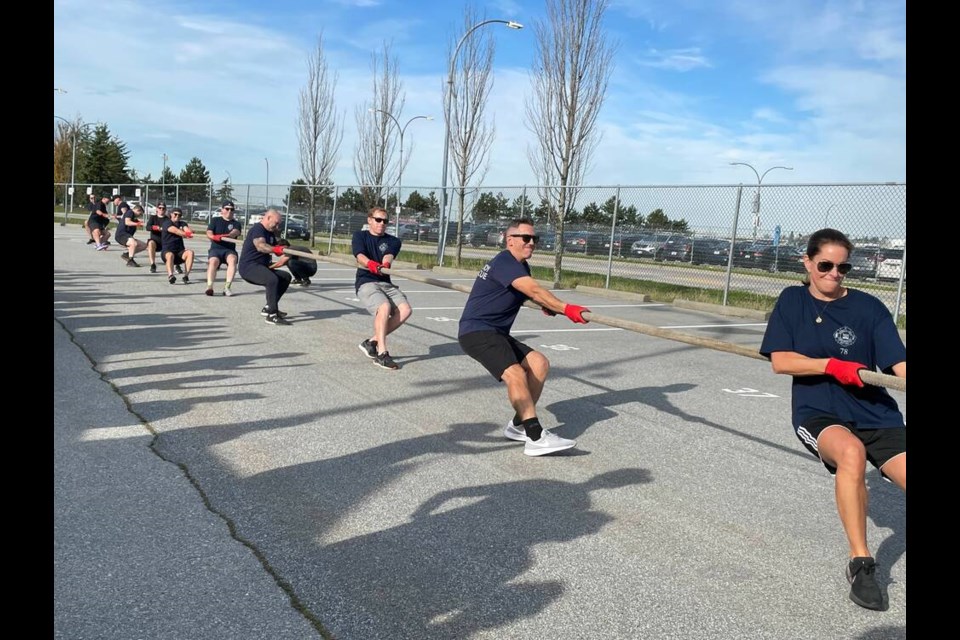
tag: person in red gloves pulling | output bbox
[760,227,906,612]
[352,207,413,370]
[160,208,196,285]
[238,209,292,325]
[205,201,243,297]
[458,217,590,457]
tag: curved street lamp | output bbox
[825,203,837,228]
[370,109,433,225]
[437,18,523,263]
[729,162,793,239]
[54,116,100,219]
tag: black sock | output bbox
[520,417,542,441]
[512,414,522,427]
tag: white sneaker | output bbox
[523,429,576,456]
[504,420,529,442]
[223,288,234,297]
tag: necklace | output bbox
[812,288,845,323]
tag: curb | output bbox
[574,285,650,302]
[672,298,772,321]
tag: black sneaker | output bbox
[175,264,184,274]
[149,263,157,273]
[168,275,177,284]
[127,258,141,267]
[265,313,291,326]
[260,306,288,318]
[846,557,884,610]
[291,278,304,286]
[301,277,311,287]
[182,274,189,283]
[373,351,399,370]
[86,239,96,245]
[358,339,378,359]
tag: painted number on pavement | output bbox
[425,316,456,322]
[540,344,580,351]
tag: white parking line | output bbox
[511,328,623,333]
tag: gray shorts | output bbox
[358,281,410,315]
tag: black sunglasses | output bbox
[170,212,182,216]
[816,260,852,275]
[509,233,539,244]
[371,217,388,224]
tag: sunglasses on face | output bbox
[170,212,182,216]
[509,233,539,244]
[371,217,388,224]
[157,206,166,210]
[815,260,852,275]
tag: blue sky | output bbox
[53,0,905,190]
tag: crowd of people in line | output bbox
[80,196,906,611]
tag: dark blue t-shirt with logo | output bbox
[458,250,532,337]
[352,230,401,292]
[239,222,276,270]
[207,216,243,249]
[759,285,906,429]
[160,218,187,253]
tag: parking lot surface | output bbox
[54,225,906,639]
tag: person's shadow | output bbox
[866,468,906,598]
[313,468,652,639]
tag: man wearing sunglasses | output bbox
[144,202,169,272]
[458,218,590,457]
[760,228,906,611]
[238,208,293,325]
[205,201,243,296]
[160,208,196,284]
[352,207,412,370]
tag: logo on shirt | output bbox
[378,241,389,254]
[477,264,491,280]
[833,326,857,347]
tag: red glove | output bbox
[563,304,590,324]
[151,225,160,232]
[183,229,194,238]
[272,245,285,256]
[367,260,383,274]
[211,234,223,242]
[135,221,144,227]
[824,358,866,388]
[542,307,557,317]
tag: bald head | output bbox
[262,208,282,231]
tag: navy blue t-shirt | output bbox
[160,218,187,253]
[146,214,166,243]
[116,209,140,239]
[239,222,276,270]
[759,285,906,429]
[352,231,401,292]
[458,250,532,337]
[207,216,243,250]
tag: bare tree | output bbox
[353,42,405,210]
[448,7,497,266]
[297,32,343,238]
[525,0,616,286]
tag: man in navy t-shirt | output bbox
[458,217,590,457]
[88,195,112,250]
[238,208,292,325]
[160,208,196,284]
[205,201,243,297]
[351,207,412,370]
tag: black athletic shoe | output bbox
[182,274,189,283]
[126,258,141,267]
[260,306,288,318]
[373,351,399,370]
[359,339,378,359]
[301,277,311,287]
[264,313,291,326]
[847,557,884,610]
[149,263,157,273]
[291,278,304,286]
[86,239,96,245]
[175,264,184,274]
[168,275,177,284]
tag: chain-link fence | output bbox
[53,181,906,323]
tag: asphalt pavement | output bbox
[54,225,906,640]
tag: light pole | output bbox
[825,204,837,228]
[54,87,67,94]
[54,116,99,216]
[369,109,433,226]
[729,162,793,239]
[437,18,523,263]
[264,157,270,207]
[161,153,168,202]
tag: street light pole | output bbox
[369,109,433,226]
[265,157,270,206]
[729,162,793,239]
[54,116,99,218]
[161,153,168,202]
[825,204,837,228]
[437,18,523,264]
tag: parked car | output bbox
[732,240,775,268]
[279,218,310,241]
[847,248,880,280]
[564,230,608,255]
[537,231,557,252]
[740,245,806,273]
[468,223,500,247]
[875,248,905,281]
[655,235,692,262]
[629,234,661,259]
[689,238,732,266]
[487,226,508,248]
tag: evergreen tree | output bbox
[177,157,211,203]
[81,125,132,185]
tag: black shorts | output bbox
[88,218,107,231]
[116,232,133,245]
[796,415,906,477]
[208,246,238,264]
[147,235,162,247]
[162,249,188,265]
[458,330,534,381]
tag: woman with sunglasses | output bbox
[759,228,906,611]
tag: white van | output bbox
[875,249,905,282]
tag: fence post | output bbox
[722,185,744,307]
[327,185,340,255]
[605,186,621,289]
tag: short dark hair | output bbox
[368,206,388,218]
[507,217,534,233]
